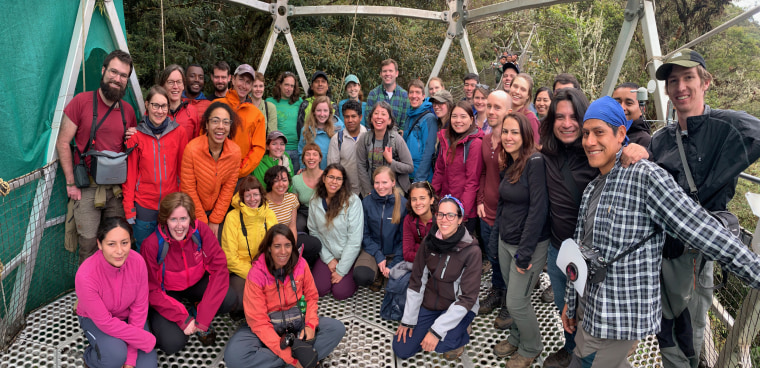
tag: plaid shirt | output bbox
[565,151,760,340]
[366,84,409,131]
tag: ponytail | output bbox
[391,186,403,224]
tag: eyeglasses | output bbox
[107,68,129,80]
[209,117,232,126]
[149,103,168,111]
[166,80,184,87]
[436,212,459,221]
[476,83,490,90]
[326,175,343,183]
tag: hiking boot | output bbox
[442,345,465,361]
[493,340,518,358]
[506,352,538,368]
[543,348,572,368]
[540,286,554,304]
[368,274,385,292]
[478,288,506,315]
[197,326,217,346]
[494,306,513,330]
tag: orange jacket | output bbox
[180,135,241,224]
[215,90,266,177]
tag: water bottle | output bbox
[298,295,307,314]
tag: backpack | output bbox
[155,225,202,291]
[380,270,411,321]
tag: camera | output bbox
[579,246,608,284]
[278,324,300,349]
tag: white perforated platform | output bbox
[1,271,662,367]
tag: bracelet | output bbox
[66,183,76,187]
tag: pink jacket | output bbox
[432,129,484,219]
[75,250,155,366]
[140,220,230,331]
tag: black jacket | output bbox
[628,117,652,147]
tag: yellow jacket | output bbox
[221,192,278,279]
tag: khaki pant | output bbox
[570,325,638,368]
[74,185,124,264]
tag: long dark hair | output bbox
[256,224,299,276]
[97,217,132,243]
[445,100,476,164]
[314,163,352,228]
[539,88,589,156]
[264,165,291,194]
[405,181,439,219]
[500,112,537,184]
[272,71,301,105]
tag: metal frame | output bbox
[16,0,760,365]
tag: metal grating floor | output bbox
[1,272,663,367]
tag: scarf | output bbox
[426,223,465,254]
[146,115,169,136]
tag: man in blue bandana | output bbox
[560,97,760,368]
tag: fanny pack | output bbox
[73,90,134,187]
[269,305,304,336]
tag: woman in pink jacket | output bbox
[75,217,157,368]
[140,192,239,355]
[432,100,484,233]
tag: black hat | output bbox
[311,71,328,83]
[501,62,520,75]
[656,48,707,80]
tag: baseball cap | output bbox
[343,74,360,87]
[501,62,520,74]
[266,130,288,144]
[234,64,255,78]
[311,71,328,83]
[656,48,707,80]
[430,90,454,105]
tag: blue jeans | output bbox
[133,218,157,252]
[480,220,505,290]
[393,307,476,359]
[548,243,576,352]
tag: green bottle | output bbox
[298,295,307,314]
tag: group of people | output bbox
[58,47,760,368]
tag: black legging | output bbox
[149,273,238,355]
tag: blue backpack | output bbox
[155,226,202,291]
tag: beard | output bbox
[100,76,127,102]
[214,83,228,94]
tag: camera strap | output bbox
[240,210,267,262]
[83,90,125,157]
[606,231,658,266]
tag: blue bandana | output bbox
[584,96,632,145]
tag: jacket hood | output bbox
[230,192,271,215]
[407,101,434,120]
[137,115,181,137]
[368,190,397,203]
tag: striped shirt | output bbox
[266,192,299,225]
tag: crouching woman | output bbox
[393,195,481,361]
[75,217,157,368]
[225,224,346,368]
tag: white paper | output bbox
[557,238,588,297]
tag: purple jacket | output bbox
[432,129,484,219]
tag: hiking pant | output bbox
[569,326,637,368]
[392,307,476,359]
[548,242,577,353]
[79,316,157,368]
[312,259,358,301]
[75,185,124,264]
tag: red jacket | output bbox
[183,96,211,127]
[432,129,484,219]
[402,215,433,262]
[244,255,319,365]
[123,116,188,219]
[140,220,230,332]
[170,102,201,139]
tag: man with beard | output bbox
[183,64,211,122]
[212,61,231,99]
[56,49,138,264]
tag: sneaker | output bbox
[506,352,538,368]
[543,348,572,368]
[478,288,506,315]
[540,286,554,304]
[482,259,492,274]
[494,307,513,330]
[493,340,518,358]
[72,299,79,315]
[442,345,465,361]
